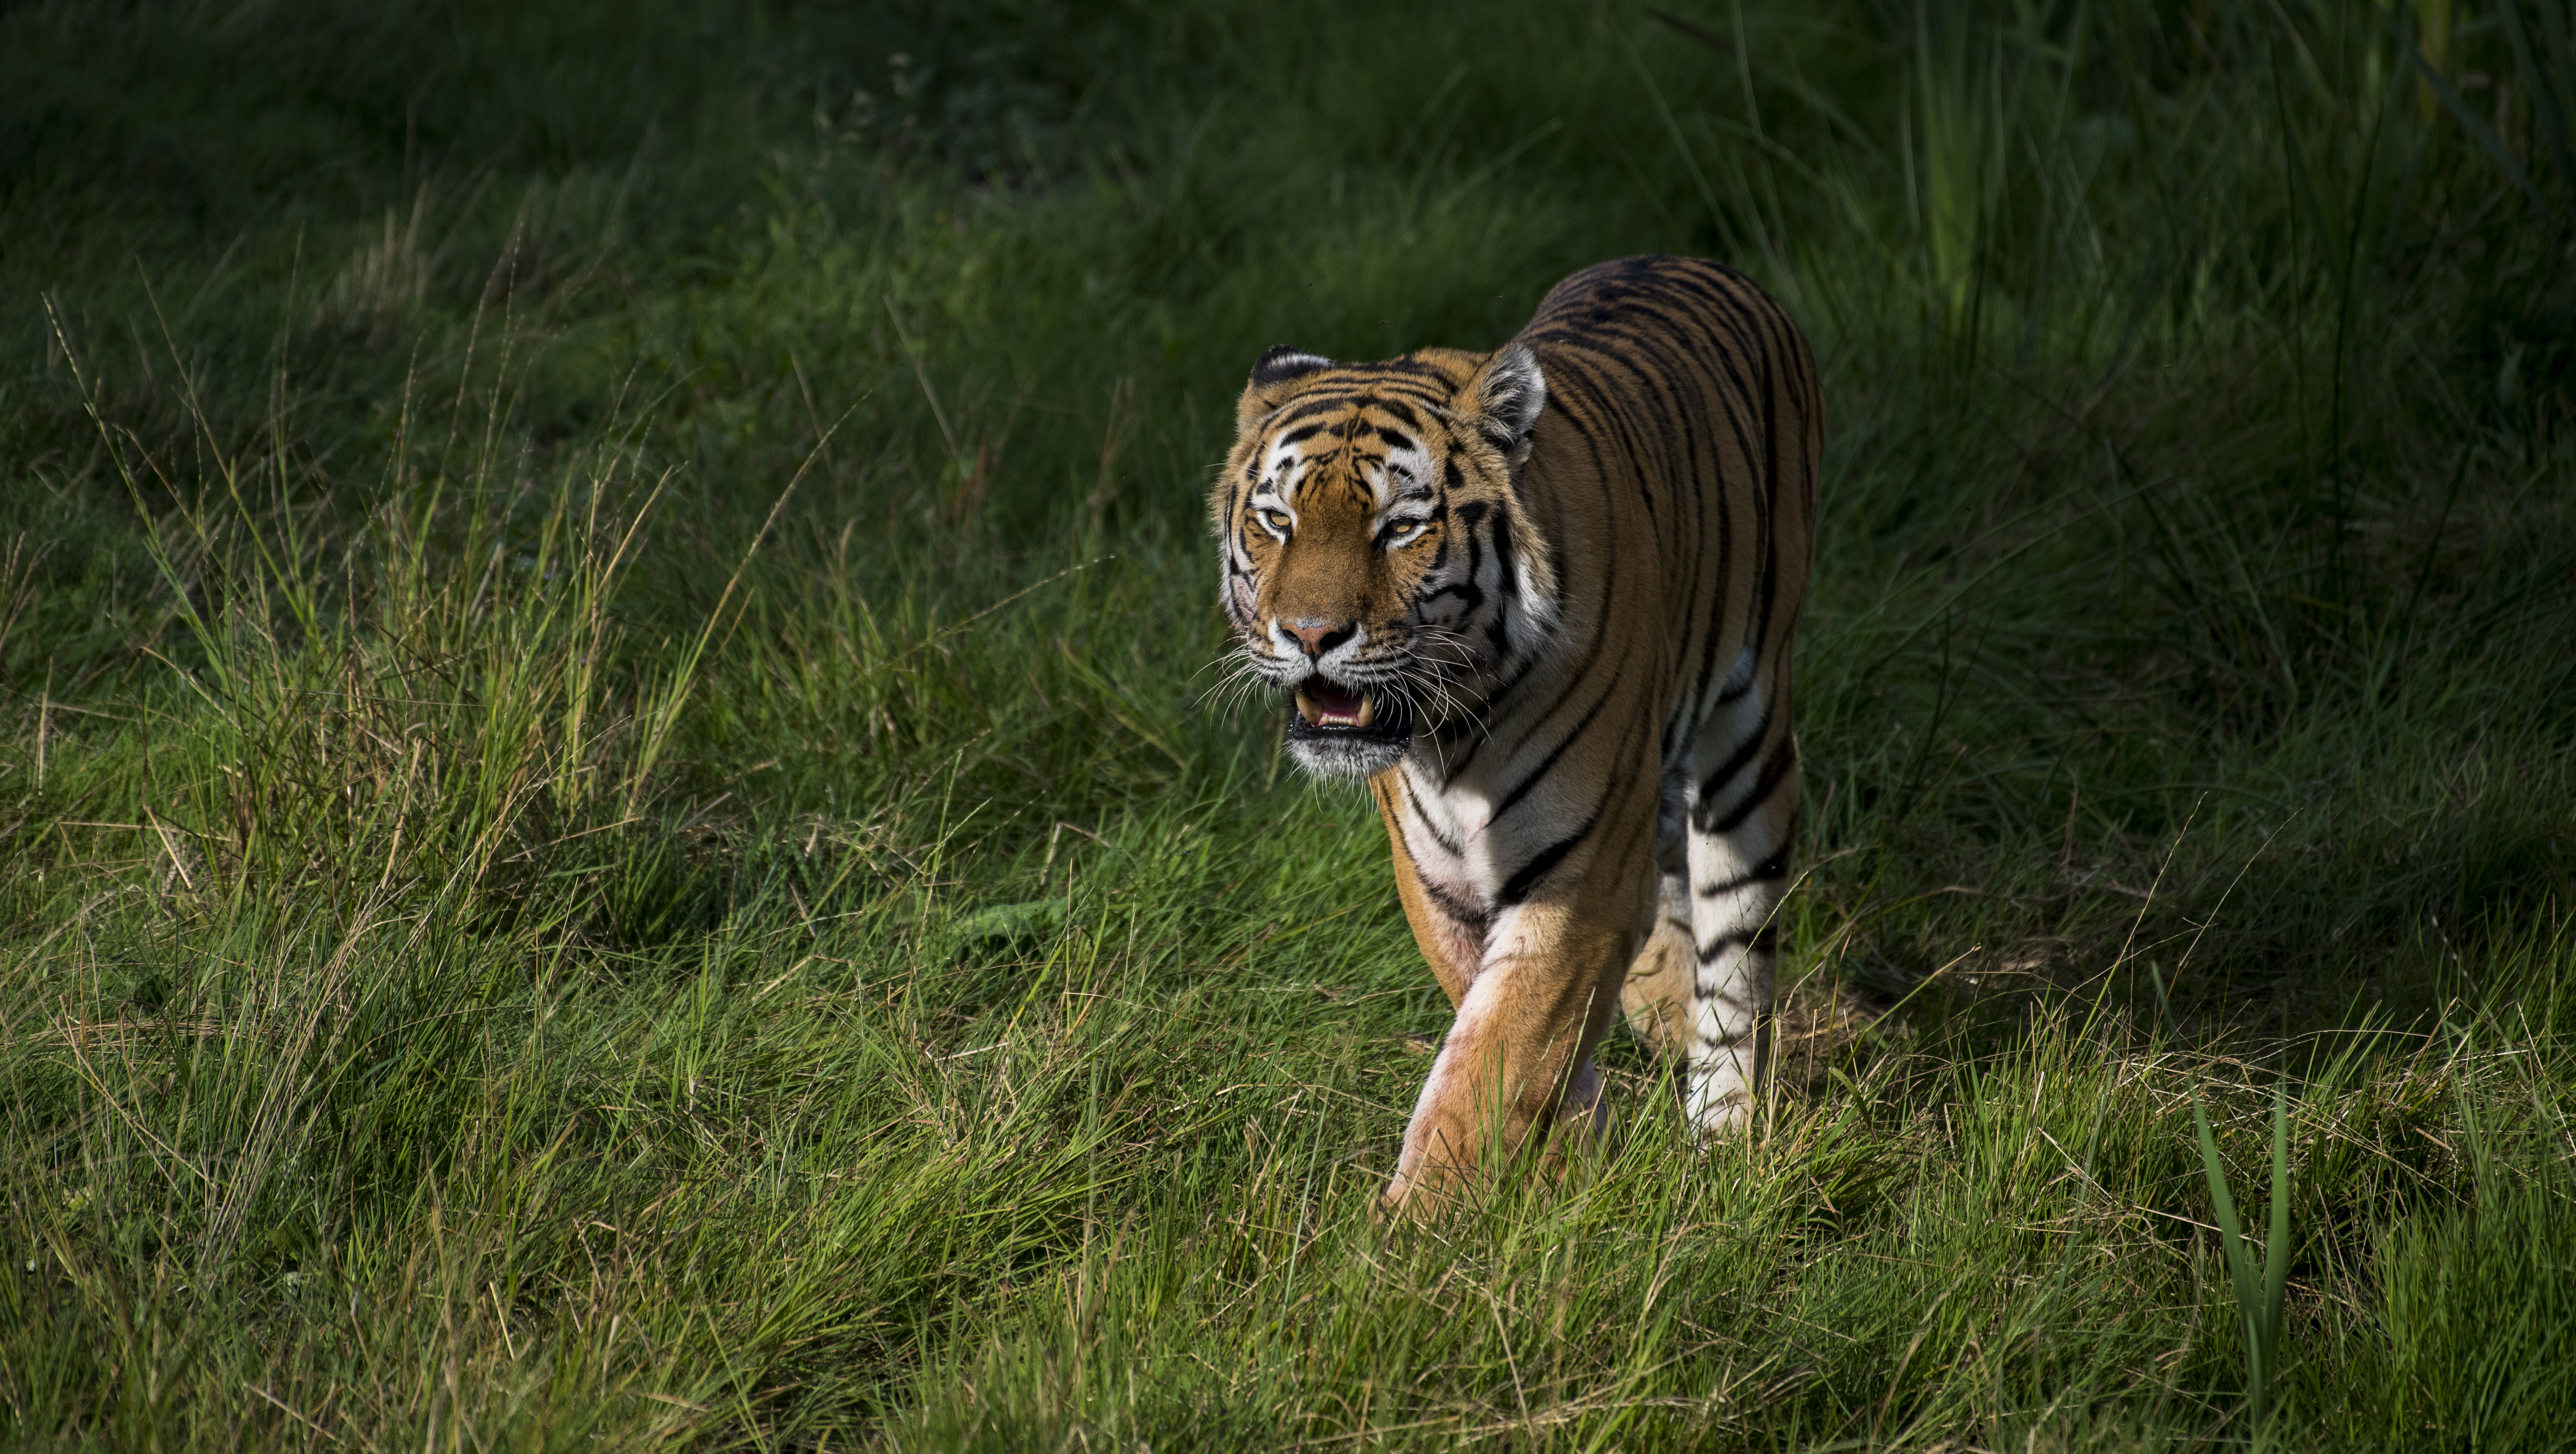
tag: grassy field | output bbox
[4,0,2574,1447]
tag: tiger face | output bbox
[1214,343,1560,780]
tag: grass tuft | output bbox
[5,0,2574,1447]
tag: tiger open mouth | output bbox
[1289,675,1410,743]
[1295,677,1373,729]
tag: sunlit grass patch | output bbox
[4,0,2574,1447]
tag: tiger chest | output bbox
[1390,760,1518,916]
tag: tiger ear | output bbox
[1463,343,1547,465]
[1237,345,1334,424]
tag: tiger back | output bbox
[1212,255,1821,1214]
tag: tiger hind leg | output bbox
[1677,670,1799,1133]
[1619,760,1696,1058]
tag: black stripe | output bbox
[1400,773,1464,855]
[1685,361,1751,710]
[1421,878,1490,934]
[1716,667,1760,705]
[1493,682,1617,818]
[1696,843,1791,898]
[1701,739,1796,836]
[1368,357,1462,383]
[1694,703,1772,805]
[1697,925,1781,962]
[1482,508,1523,657]
[1498,812,1599,905]
[1487,508,1517,599]
[1419,579,1485,613]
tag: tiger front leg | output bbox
[1378,898,1640,1219]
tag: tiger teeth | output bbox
[1294,688,1375,729]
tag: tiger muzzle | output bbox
[1289,674,1410,746]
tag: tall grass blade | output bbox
[2404,11,2552,219]
[2498,0,2575,217]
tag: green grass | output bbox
[4,0,2574,1447]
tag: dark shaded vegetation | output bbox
[3,0,2573,1447]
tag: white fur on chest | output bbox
[1392,740,1581,910]
[1394,764,1490,894]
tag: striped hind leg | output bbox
[1680,671,1799,1132]
[1619,760,1697,1057]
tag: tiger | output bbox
[1211,254,1821,1215]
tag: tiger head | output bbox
[1212,341,1561,781]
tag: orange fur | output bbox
[1211,257,1821,1214]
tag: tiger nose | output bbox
[1285,618,1356,659]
